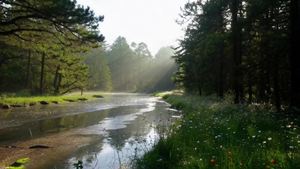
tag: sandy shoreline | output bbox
[0,130,101,169]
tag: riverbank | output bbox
[0,92,104,109]
[135,93,300,169]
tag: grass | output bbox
[153,90,184,98]
[135,93,300,169]
[6,157,30,169]
[0,91,105,106]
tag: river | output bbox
[0,93,180,169]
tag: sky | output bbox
[77,0,188,55]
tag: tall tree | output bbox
[0,0,104,95]
[230,0,244,103]
[290,0,300,110]
[174,0,293,110]
[84,47,112,91]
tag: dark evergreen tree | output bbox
[174,0,296,111]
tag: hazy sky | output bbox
[77,0,187,54]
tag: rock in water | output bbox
[29,145,50,149]
[93,95,104,98]
[2,104,10,109]
[40,101,49,105]
[78,98,88,101]
[63,99,76,102]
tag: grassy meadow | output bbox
[135,93,300,169]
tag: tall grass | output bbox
[136,94,300,169]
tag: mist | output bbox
[77,0,187,54]
[84,36,177,92]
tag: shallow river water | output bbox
[0,93,180,169]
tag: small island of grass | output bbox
[0,92,104,109]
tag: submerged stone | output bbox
[40,101,49,105]
[78,98,88,101]
[93,95,104,98]
[29,144,51,149]
[63,99,76,102]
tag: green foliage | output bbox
[0,92,102,105]
[0,0,104,95]
[174,0,292,109]
[58,54,89,94]
[136,94,300,169]
[107,36,176,92]
[84,47,113,91]
[6,157,30,169]
[0,0,104,43]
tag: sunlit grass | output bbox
[154,90,183,98]
[6,157,30,169]
[0,91,105,105]
[135,94,300,169]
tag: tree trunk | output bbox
[290,0,300,110]
[231,0,243,104]
[198,83,202,96]
[272,51,281,111]
[39,53,45,95]
[248,77,253,103]
[53,65,60,95]
[57,73,62,94]
[218,39,224,98]
[25,51,31,89]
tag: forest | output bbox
[0,0,300,169]
[0,0,175,97]
[1,0,298,111]
[173,0,300,112]
[135,0,300,168]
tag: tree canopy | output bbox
[0,0,104,43]
[0,0,105,95]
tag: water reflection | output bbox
[0,94,180,169]
[56,98,177,169]
[0,93,157,129]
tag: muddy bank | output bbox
[0,130,101,169]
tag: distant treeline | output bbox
[174,0,300,111]
[86,37,176,93]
